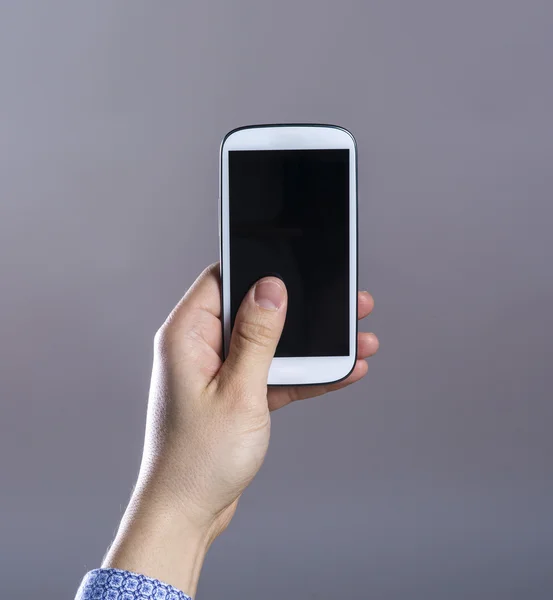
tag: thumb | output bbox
[219,277,287,391]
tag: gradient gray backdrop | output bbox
[1,2,552,598]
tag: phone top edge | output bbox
[220,123,357,152]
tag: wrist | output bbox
[102,486,213,598]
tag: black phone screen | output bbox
[228,148,350,357]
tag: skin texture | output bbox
[102,263,379,597]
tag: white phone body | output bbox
[219,124,358,386]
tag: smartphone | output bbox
[219,124,357,386]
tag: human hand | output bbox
[102,263,379,596]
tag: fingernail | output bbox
[254,279,284,310]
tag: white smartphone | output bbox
[219,124,358,386]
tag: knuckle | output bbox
[153,325,172,361]
[153,320,178,355]
[153,324,168,350]
[234,318,275,350]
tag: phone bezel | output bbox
[219,124,358,386]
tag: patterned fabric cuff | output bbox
[75,568,192,600]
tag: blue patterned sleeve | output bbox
[75,568,192,600]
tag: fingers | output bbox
[266,293,378,411]
[300,331,377,396]
[358,332,379,358]
[268,359,369,409]
[358,291,374,320]
[326,358,369,392]
[216,277,288,393]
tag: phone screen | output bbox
[228,149,350,357]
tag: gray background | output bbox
[1,1,552,598]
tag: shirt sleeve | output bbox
[75,567,192,600]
